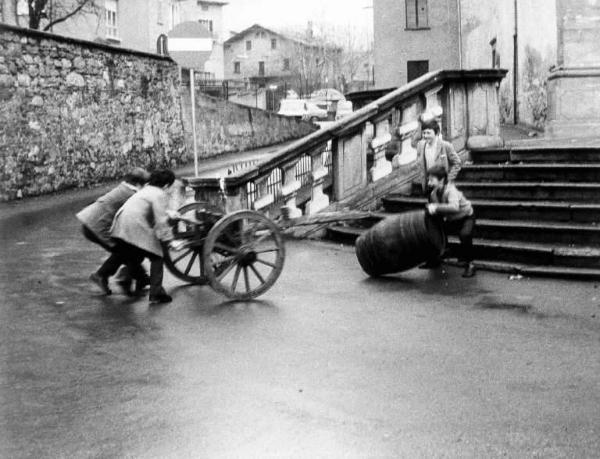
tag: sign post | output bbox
[190,68,199,177]
[167,22,213,177]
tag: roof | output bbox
[196,0,229,5]
[224,23,340,51]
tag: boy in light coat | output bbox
[111,169,176,304]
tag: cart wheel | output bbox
[203,210,285,300]
[163,202,219,285]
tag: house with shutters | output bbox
[223,23,341,95]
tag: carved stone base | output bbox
[546,67,600,138]
[305,191,329,215]
[369,160,393,182]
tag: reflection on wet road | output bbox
[1,201,600,457]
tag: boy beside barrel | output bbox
[423,165,476,278]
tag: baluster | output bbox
[280,158,302,219]
[369,118,393,182]
[252,173,275,211]
[305,146,330,214]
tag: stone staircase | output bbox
[327,143,600,280]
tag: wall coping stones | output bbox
[0,23,174,63]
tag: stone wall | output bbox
[0,23,187,201]
[182,91,316,158]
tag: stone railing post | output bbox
[369,118,393,182]
[280,158,302,218]
[305,146,330,214]
[252,174,275,212]
[465,80,503,149]
[188,177,245,213]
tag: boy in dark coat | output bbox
[424,165,476,278]
[76,168,150,294]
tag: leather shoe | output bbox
[134,278,150,296]
[419,259,442,269]
[90,273,111,295]
[149,292,172,304]
[462,263,476,278]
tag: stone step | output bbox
[326,223,600,272]
[476,218,600,245]
[455,181,600,202]
[470,146,600,164]
[459,164,600,183]
[446,259,600,281]
[381,195,600,223]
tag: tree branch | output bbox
[42,0,97,31]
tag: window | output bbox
[283,58,290,71]
[407,60,429,82]
[156,34,168,55]
[234,61,241,74]
[258,61,265,76]
[199,19,213,32]
[105,0,118,39]
[246,40,252,51]
[406,0,428,29]
[271,38,277,50]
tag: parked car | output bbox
[335,100,353,120]
[278,99,328,122]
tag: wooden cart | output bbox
[164,201,372,300]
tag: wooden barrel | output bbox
[355,210,445,277]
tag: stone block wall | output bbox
[0,24,187,201]
[182,91,316,158]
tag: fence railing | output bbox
[185,69,507,218]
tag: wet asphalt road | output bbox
[1,200,600,458]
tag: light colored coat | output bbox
[416,138,462,190]
[110,185,172,257]
[76,182,138,248]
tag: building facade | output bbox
[173,0,227,79]
[373,0,460,88]
[0,0,227,78]
[224,24,297,84]
[373,0,557,127]
[224,23,341,96]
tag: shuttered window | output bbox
[406,0,428,29]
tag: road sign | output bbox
[167,21,213,70]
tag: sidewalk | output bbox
[0,141,293,226]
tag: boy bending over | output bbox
[424,165,476,278]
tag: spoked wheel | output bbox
[163,202,221,284]
[203,210,285,300]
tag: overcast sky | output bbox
[222,0,373,36]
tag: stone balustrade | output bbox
[185,69,507,217]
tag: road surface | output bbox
[1,197,599,458]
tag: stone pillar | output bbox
[369,118,393,182]
[546,0,600,138]
[305,147,330,215]
[280,159,302,219]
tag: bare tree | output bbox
[284,22,372,95]
[284,24,342,96]
[2,0,101,31]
